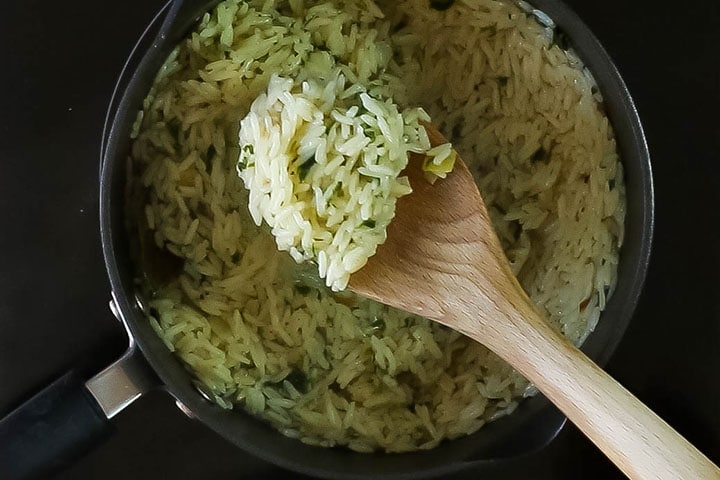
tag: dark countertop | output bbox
[1,0,718,478]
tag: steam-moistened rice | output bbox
[128,0,626,453]
[237,72,450,291]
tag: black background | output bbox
[1,0,718,478]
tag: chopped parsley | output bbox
[237,144,255,172]
[237,159,254,172]
[298,155,316,181]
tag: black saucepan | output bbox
[0,0,653,478]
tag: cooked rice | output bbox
[237,71,449,291]
[128,0,625,453]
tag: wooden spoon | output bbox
[349,124,720,479]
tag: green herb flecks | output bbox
[237,144,255,172]
[362,219,376,228]
[298,155,316,181]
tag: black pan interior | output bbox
[99,1,653,478]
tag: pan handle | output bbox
[0,340,159,479]
[0,370,111,479]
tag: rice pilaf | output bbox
[128,0,625,452]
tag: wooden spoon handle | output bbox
[466,301,720,480]
[526,340,717,479]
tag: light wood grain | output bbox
[349,124,720,480]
